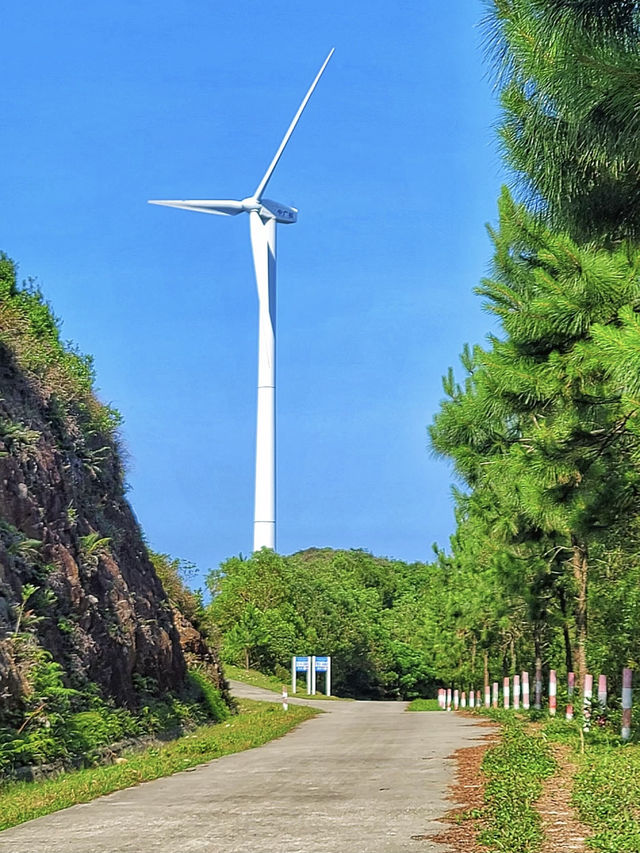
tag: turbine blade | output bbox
[148,199,244,216]
[253,48,334,200]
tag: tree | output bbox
[431,190,640,687]
[488,0,640,243]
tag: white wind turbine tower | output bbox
[150,49,334,553]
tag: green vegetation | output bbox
[225,664,345,700]
[0,253,121,438]
[0,655,228,777]
[224,664,284,693]
[406,698,441,712]
[476,713,556,852]
[0,699,317,831]
[422,1,640,697]
[469,708,640,853]
[573,743,640,852]
[207,548,442,699]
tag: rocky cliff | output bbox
[0,255,221,718]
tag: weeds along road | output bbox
[0,683,491,853]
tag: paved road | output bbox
[0,682,491,853]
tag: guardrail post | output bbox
[549,670,557,716]
[622,668,633,741]
[598,674,607,711]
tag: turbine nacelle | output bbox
[258,198,298,224]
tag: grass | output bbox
[225,664,343,700]
[406,698,443,712]
[477,711,556,852]
[0,699,318,831]
[572,742,640,852]
[468,704,640,852]
[537,714,640,852]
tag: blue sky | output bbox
[0,1,504,585]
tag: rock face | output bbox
[0,339,187,712]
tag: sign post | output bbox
[292,656,311,694]
[314,656,331,696]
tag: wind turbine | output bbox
[149,49,334,553]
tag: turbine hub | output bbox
[241,196,261,212]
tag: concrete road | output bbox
[0,683,491,853]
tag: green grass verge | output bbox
[471,707,640,852]
[406,698,442,712]
[573,743,640,852]
[537,716,640,852]
[224,664,343,700]
[0,699,318,832]
[474,710,556,852]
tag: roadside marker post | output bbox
[566,672,575,721]
[446,688,452,711]
[503,677,510,710]
[454,689,459,710]
[549,670,557,716]
[492,681,498,709]
[513,674,520,710]
[461,691,467,708]
[282,686,288,712]
[485,685,491,708]
[622,668,633,741]
[469,689,475,709]
[598,674,607,711]
[476,690,482,707]
[522,671,530,710]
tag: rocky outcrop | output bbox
[0,339,186,712]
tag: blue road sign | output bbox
[295,656,310,672]
[315,656,329,672]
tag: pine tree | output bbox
[487,0,640,243]
[431,190,640,686]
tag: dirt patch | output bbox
[538,742,590,853]
[430,728,497,852]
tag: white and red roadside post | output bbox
[535,666,543,710]
[513,674,520,710]
[446,688,452,711]
[476,690,482,706]
[522,671,530,710]
[454,689,459,711]
[598,674,607,711]
[566,672,575,721]
[485,684,491,708]
[282,685,288,712]
[438,688,446,709]
[622,668,633,741]
[549,670,557,716]
[503,676,510,710]
[461,691,467,708]
[492,681,499,709]
[583,673,593,731]
[469,689,475,709]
